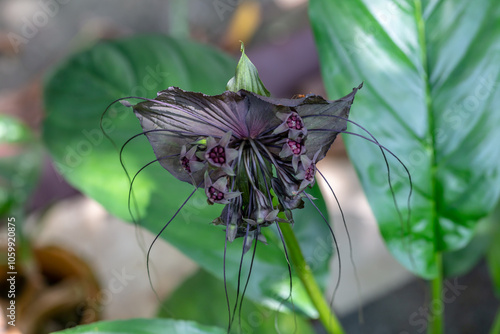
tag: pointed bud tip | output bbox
[226,41,271,97]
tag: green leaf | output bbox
[0,114,33,143]
[43,35,332,315]
[0,115,42,218]
[443,216,493,278]
[487,204,500,297]
[51,318,226,334]
[158,269,316,334]
[226,42,270,96]
[310,0,500,279]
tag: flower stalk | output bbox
[490,306,500,334]
[428,252,444,334]
[279,220,345,334]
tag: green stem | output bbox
[278,222,345,334]
[490,306,500,334]
[428,252,444,334]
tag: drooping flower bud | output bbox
[273,171,304,211]
[243,189,279,226]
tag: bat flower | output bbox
[279,135,306,172]
[204,131,238,175]
[117,43,362,247]
[204,173,241,205]
[128,83,362,243]
[179,145,205,185]
[272,110,307,137]
[296,150,320,191]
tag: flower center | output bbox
[305,164,315,181]
[287,139,302,155]
[208,146,226,165]
[181,156,191,173]
[208,186,225,201]
[287,114,303,130]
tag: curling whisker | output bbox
[316,168,363,322]
[146,186,199,306]
[127,154,181,222]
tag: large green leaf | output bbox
[487,204,500,297]
[310,0,500,278]
[158,269,316,334]
[443,216,493,278]
[43,35,333,315]
[0,115,42,218]
[52,318,225,334]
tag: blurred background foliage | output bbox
[0,0,499,333]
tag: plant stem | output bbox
[428,252,444,334]
[490,306,500,334]
[278,222,345,334]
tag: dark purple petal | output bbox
[130,127,205,184]
[247,84,362,161]
[298,86,361,161]
[155,87,249,137]
[132,88,246,184]
[240,91,285,138]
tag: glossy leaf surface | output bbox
[487,204,500,297]
[310,0,500,278]
[52,318,225,334]
[0,115,42,218]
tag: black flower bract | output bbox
[131,84,362,245]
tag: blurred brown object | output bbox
[221,1,261,52]
[0,78,43,132]
[0,30,19,57]
[0,246,101,334]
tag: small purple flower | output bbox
[273,111,307,137]
[287,113,304,130]
[279,135,306,172]
[296,151,320,191]
[129,83,362,240]
[286,138,304,155]
[204,173,241,205]
[204,132,238,176]
[179,145,205,184]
